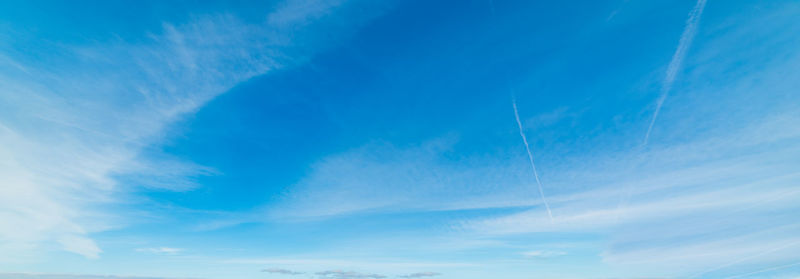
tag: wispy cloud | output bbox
[643,0,707,145]
[0,15,273,259]
[223,258,474,269]
[316,270,386,279]
[262,268,304,275]
[268,0,345,27]
[269,138,548,218]
[722,261,800,279]
[136,247,183,255]
[688,240,800,278]
[0,0,385,260]
[398,272,441,278]
[461,108,800,273]
[521,250,566,259]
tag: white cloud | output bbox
[521,250,566,259]
[458,110,800,271]
[316,270,386,279]
[136,247,183,255]
[270,137,546,218]
[1,14,275,260]
[261,268,304,275]
[398,272,441,278]
[223,257,474,270]
[0,0,388,260]
[268,0,345,27]
[58,235,103,259]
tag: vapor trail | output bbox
[512,98,553,221]
[723,261,800,279]
[689,240,800,278]
[643,0,707,145]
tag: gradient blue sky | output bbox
[1,0,800,278]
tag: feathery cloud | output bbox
[0,0,383,260]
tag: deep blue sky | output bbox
[1,1,800,279]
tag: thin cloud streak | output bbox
[521,250,566,259]
[512,97,553,221]
[689,240,800,278]
[723,261,800,279]
[643,0,707,145]
[136,247,183,255]
[0,16,278,259]
[0,0,384,260]
[261,268,304,275]
[398,272,441,278]
[316,270,386,279]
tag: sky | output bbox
[1,0,800,278]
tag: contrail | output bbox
[723,261,800,279]
[643,0,707,145]
[617,0,709,221]
[512,97,553,221]
[689,240,800,278]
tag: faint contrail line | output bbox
[723,261,800,279]
[643,0,707,145]
[512,97,553,221]
[689,240,800,278]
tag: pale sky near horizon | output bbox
[1,0,800,278]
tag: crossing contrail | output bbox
[512,97,553,221]
[643,0,707,145]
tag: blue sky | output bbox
[1,0,800,278]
